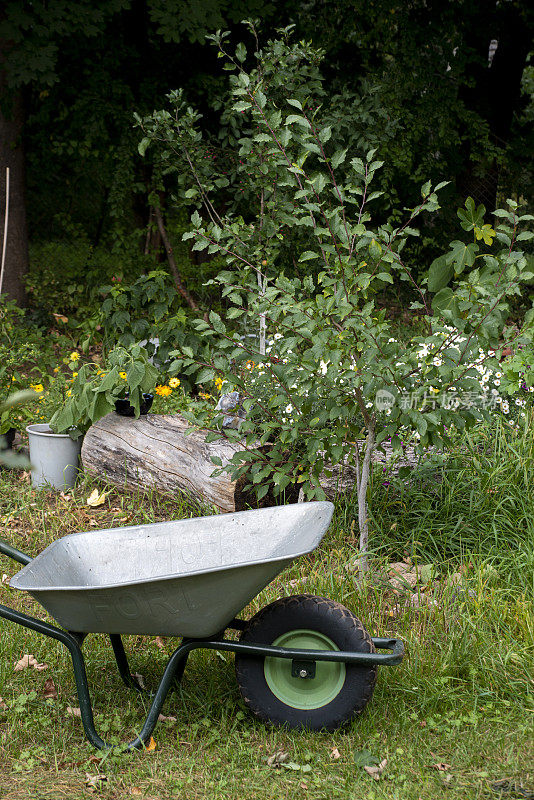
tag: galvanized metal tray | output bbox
[10,501,335,637]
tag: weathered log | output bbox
[298,442,430,502]
[81,413,247,513]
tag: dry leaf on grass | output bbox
[43,678,58,699]
[133,672,146,689]
[0,697,8,710]
[67,706,81,717]
[363,759,388,780]
[330,747,341,760]
[155,636,166,649]
[85,772,107,791]
[267,751,289,768]
[14,654,48,672]
[1,573,10,586]
[145,737,157,752]
[431,762,452,772]
[86,489,110,508]
[157,714,177,723]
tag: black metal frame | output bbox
[0,540,404,751]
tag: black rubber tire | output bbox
[235,594,377,731]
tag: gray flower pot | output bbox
[26,423,82,490]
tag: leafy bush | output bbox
[49,344,159,438]
[138,30,534,573]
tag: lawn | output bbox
[0,417,533,800]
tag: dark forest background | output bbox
[1,0,532,313]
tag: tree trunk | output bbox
[81,412,249,513]
[457,2,533,210]
[0,77,28,306]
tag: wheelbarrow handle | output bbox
[0,537,32,566]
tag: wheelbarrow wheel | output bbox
[235,594,377,731]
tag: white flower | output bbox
[285,404,293,414]
[274,332,283,340]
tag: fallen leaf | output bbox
[43,678,58,699]
[431,762,451,772]
[133,672,146,689]
[330,747,341,760]
[1,573,10,586]
[267,751,289,768]
[155,637,166,650]
[363,759,388,780]
[0,697,7,710]
[86,489,110,508]
[145,737,157,752]
[52,313,69,324]
[157,714,177,723]
[67,706,81,717]
[14,654,48,672]
[85,772,107,790]
[288,577,308,589]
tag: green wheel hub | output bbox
[264,629,346,710]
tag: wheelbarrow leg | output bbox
[109,635,144,692]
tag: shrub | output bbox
[137,28,534,573]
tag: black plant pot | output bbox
[114,393,154,417]
[0,428,17,449]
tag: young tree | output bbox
[139,29,534,575]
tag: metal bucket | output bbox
[26,423,82,490]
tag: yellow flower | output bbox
[169,378,181,389]
[11,376,16,382]
[155,385,172,397]
[215,377,223,391]
[53,367,60,373]
[30,383,44,393]
[119,372,127,380]
[97,369,104,376]
[69,351,80,361]
[72,372,78,378]
[199,392,212,400]
[66,389,72,397]
[245,360,255,371]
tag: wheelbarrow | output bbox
[0,501,404,750]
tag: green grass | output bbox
[0,417,533,799]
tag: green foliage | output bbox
[140,33,533,518]
[99,270,203,375]
[0,391,36,468]
[49,344,158,437]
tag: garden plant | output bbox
[137,26,534,573]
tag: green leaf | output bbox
[331,148,347,169]
[196,368,215,384]
[428,254,454,292]
[138,137,150,157]
[299,251,319,262]
[449,240,478,273]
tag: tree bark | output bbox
[0,77,28,306]
[81,412,249,512]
